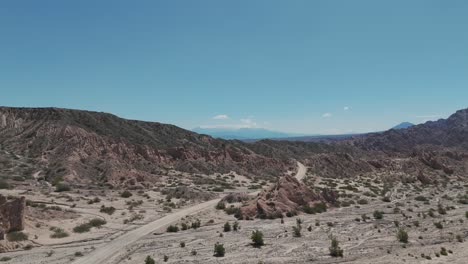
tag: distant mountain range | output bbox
[192,127,306,140]
[2,106,466,187]
[392,122,414,130]
[193,122,415,141]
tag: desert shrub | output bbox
[0,257,12,261]
[216,201,226,210]
[292,224,302,237]
[74,251,83,257]
[163,255,169,262]
[73,223,92,233]
[0,180,11,189]
[120,190,132,198]
[440,247,448,256]
[357,199,368,205]
[223,222,231,232]
[415,196,428,202]
[224,206,240,215]
[100,205,116,215]
[191,219,201,229]
[181,223,189,230]
[213,243,225,257]
[180,241,185,248]
[233,221,240,231]
[145,256,155,264]
[55,183,71,192]
[456,234,464,242]
[191,249,197,255]
[437,204,447,215]
[89,218,106,228]
[50,228,69,238]
[373,210,384,219]
[465,211,468,219]
[434,222,443,229]
[329,237,344,257]
[397,228,408,243]
[166,225,179,233]
[251,230,264,247]
[6,231,28,241]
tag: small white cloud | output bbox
[344,106,350,111]
[240,118,257,127]
[213,114,229,120]
[322,113,332,118]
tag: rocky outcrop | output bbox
[0,195,26,240]
[240,175,330,219]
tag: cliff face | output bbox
[0,107,293,185]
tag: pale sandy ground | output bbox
[2,162,468,264]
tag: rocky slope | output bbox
[0,107,295,185]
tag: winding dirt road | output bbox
[73,162,307,264]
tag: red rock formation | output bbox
[0,195,26,240]
[240,175,329,219]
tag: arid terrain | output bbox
[1,107,468,263]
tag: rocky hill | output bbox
[0,107,296,185]
[1,106,467,186]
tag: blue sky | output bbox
[1,1,467,134]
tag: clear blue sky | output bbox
[1,1,467,134]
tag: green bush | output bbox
[434,222,443,229]
[223,222,231,232]
[166,225,179,233]
[145,256,155,264]
[329,237,344,257]
[6,231,28,242]
[100,205,116,215]
[373,210,384,219]
[292,224,302,237]
[50,228,69,238]
[89,218,106,228]
[397,228,408,243]
[73,223,92,233]
[233,221,240,231]
[216,201,226,210]
[120,190,133,198]
[0,257,12,262]
[213,243,225,257]
[251,230,264,247]
[55,183,71,192]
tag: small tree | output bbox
[214,243,225,257]
[223,222,231,232]
[329,236,344,257]
[145,256,155,264]
[397,228,408,243]
[251,230,264,247]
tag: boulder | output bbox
[0,195,26,240]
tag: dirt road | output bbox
[73,162,307,264]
